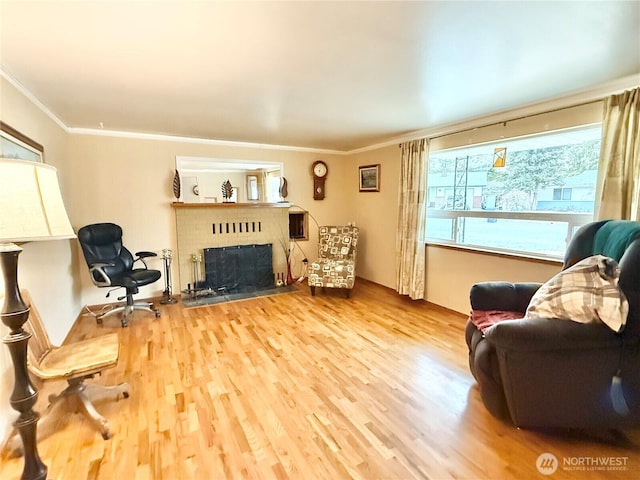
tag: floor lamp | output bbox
[0,158,76,480]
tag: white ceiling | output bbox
[1,1,639,152]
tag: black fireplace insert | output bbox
[203,243,273,293]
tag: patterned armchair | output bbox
[309,225,359,298]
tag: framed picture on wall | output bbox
[0,121,44,162]
[359,164,380,192]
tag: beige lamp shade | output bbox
[0,158,75,243]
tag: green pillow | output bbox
[593,221,640,261]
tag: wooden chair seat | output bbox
[31,333,119,380]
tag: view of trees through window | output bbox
[426,125,602,257]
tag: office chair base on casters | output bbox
[3,378,129,457]
[53,379,129,440]
[96,301,160,327]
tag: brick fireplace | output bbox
[173,203,290,293]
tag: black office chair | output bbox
[78,223,161,327]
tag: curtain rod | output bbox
[399,97,603,146]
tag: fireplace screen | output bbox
[203,243,273,293]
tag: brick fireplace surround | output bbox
[173,203,290,294]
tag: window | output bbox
[426,125,601,259]
[553,187,574,201]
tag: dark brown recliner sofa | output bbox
[465,220,640,429]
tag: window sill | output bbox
[426,240,563,266]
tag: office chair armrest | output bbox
[88,263,113,287]
[134,251,157,269]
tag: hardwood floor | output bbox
[2,280,638,479]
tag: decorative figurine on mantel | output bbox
[221,179,233,202]
[172,169,182,202]
[279,177,288,202]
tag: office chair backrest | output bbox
[78,223,135,282]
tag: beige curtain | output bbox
[396,138,429,299]
[595,87,640,220]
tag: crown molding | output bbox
[67,127,347,155]
[1,68,68,131]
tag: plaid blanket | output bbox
[525,255,628,332]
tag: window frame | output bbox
[425,124,601,261]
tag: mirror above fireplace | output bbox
[176,155,284,204]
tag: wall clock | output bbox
[312,160,328,200]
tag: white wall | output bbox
[348,145,400,287]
